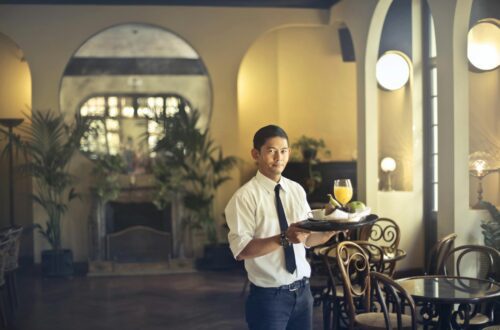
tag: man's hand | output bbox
[305,230,342,247]
[286,223,311,244]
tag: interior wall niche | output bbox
[377,0,414,192]
[59,23,213,172]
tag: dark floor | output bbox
[11,269,324,330]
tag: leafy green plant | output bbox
[91,154,126,202]
[480,201,500,251]
[153,108,238,244]
[0,110,89,250]
[290,135,330,194]
[291,135,331,161]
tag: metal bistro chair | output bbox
[358,218,401,276]
[336,241,415,330]
[442,244,500,329]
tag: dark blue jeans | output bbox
[245,279,313,330]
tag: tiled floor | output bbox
[11,269,325,330]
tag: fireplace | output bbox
[88,186,182,272]
[105,201,171,262]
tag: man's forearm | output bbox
[236,236,281,260]
[305,231,337,248]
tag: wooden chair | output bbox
[416,233,458,329]
[321,240,384,329]
[442,244,500,329]
[358,218,401,276]
[311,232,351,329]
[3,226,22,314]
[0,238,12,328]
[336,241,415,330]
[370,272,417,330]
[426,233,457,275]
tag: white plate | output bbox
[311,207,371,222]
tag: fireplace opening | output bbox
[105,201,171,234]
[104,201,172,262]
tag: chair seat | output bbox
[457,312,490,325]
[355,312,413,330]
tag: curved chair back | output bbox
[371,272,417,330]
[443,244,500,280]
[358,218,401,276]
[426,233,457,275]
[359,217,400,249]
[336,241,371,330]
[350,240,385,273]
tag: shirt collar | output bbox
[255,170,289,194]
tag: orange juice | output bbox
[334,186,353,206]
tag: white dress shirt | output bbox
[225,171,312,288]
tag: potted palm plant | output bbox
[6,110,89,276]
[480,201,500,251]
[153,108,238,268]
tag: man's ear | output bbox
[251,148,259,160]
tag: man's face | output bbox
[252,136,290,182]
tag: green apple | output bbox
[346,201,366,213]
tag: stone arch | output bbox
[237,24,358,182]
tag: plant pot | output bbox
[302,149,317,162]
[41,249,74,277]
[195,243,239,271]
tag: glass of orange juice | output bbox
[333,179,353,207]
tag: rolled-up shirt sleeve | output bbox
[225,193,255,259]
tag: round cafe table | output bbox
[397,275,500,329]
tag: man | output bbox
[225,125,337,330]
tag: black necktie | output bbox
[275,184,296,274]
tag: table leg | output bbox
[450,303,471,330]
[437,303,453,330]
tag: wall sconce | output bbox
[380,157,396,191]
[376,51,411,91]
[467,19,499,71]
[469,151,499,209]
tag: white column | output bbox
[426,0,473,243]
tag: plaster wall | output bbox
[238,25,357,175]
[0,4,329,262]
[0,35,33,258]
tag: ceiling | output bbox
[0,0,341,8]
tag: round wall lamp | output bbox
[380,157,396,191]
[376,51,411,91]
[467,19,499,71]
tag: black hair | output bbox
[253,125,289,150]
